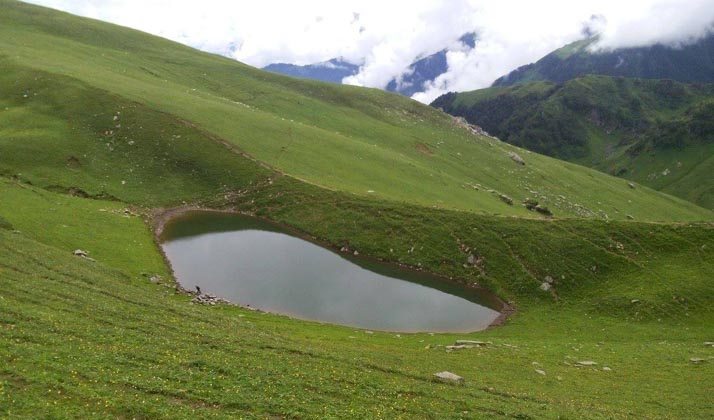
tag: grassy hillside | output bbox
[1,1,713,419]
[493,35,714,87]
[2,176,714,419]
[433,75,714,209]
[0,0,710,222]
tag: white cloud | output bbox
[414,0,714,103]
[343,0,477,89]
[24,0,714,103]
[590,0,714,50]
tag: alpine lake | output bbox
[160,211,502,333]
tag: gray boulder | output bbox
[73,249,89,257]
[433,371,464,384]
[508,152,526,165]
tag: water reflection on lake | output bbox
[160,212,501,332]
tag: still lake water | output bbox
[160,212,501,332]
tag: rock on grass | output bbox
[434,371,464,384]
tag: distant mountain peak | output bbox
[262,32,478,97]
[263,58,360,84]
[459,32,478,49]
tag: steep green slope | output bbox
[433,75,714,209]
[0,2,713,419]
[0,0,710,221]
[493,35,714,87]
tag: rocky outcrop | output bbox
[452,116,492,138]
[191,293,230,306]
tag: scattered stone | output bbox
[465,254,483,267]
[191,293,229,306]
[690,358,706,363]
[508,152,526,166]
[631,299,640,304]
[72,249,96,262]
[149,275,161,284]
[523,198,539,211]
[364,330,374,335]
[534,205,553,217]
[544,275,555,284]
[72,249,89,258]
[499,194,514,205]
[704,342,714,347]
[535,369,546,376]
[627,182,635,189]
[353,250,359,256]
[455,340,489,346]
[576,361,598,367]
[446,345,475,350]
[626,215,635,220]
[602,367,612,371]
[340,246,349,253]
[446,340,490,350]
[540,282,552,292]
[433,371,464,384]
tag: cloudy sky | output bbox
[25,0,714,103]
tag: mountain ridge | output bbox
[493,34,714,87]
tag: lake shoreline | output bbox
[150,206,515,332]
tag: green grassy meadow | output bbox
[1,1,711,221]
[1,1,713,419]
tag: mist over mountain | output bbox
[494,33,714,87]
[263,33,478,98]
